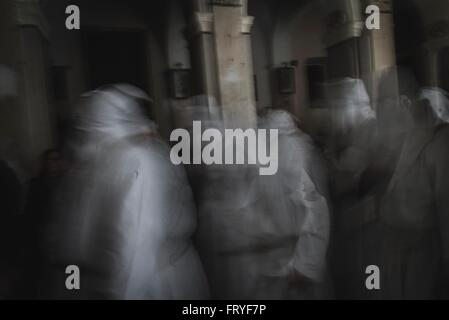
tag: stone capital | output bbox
[14,0,50,40]
[324,21,364,47]
[193,12,214,34]
[323,0,364,47]
[241,16,254,34]
[192,12,254,35]
[363,0,393,13]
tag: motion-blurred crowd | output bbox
[1,66,449,299]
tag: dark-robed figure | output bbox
[373,68,449,299]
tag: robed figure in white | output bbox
[39,84,209,299]
[195,110,331,299]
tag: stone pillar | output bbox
[324,0,365,79]
[418,1,449,88]
[423,21,449,87]
[191,0,257,128]
[362,0,396,72]
[13,0,54,175]
[191,9,220,112]
[0,0,21,157]
[359,0,396,104]
[323,0,397,100]
[323,0,396,76]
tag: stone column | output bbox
[418,0,449,87]
[423,21,449,87]
[324,0,365,79]
[0,0,21,157]
[191,8,220,112]
[323,0,397,100]
[212,1,256,129]
[323,0,396,75]
[362,0,396,72]
[13,0,54,175]
[191,0,257,129]
[359,0,396,104]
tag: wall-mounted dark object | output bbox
[306,57,328,108]
[169,68,192,99]
[277,65,296,94]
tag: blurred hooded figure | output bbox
[195,111,331,299]
[325,78,377,197]
[373,68,449,299]
[257,110,331,299]
[323,78,381,299]
[193,119,263,299]
[40,84,209,299]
